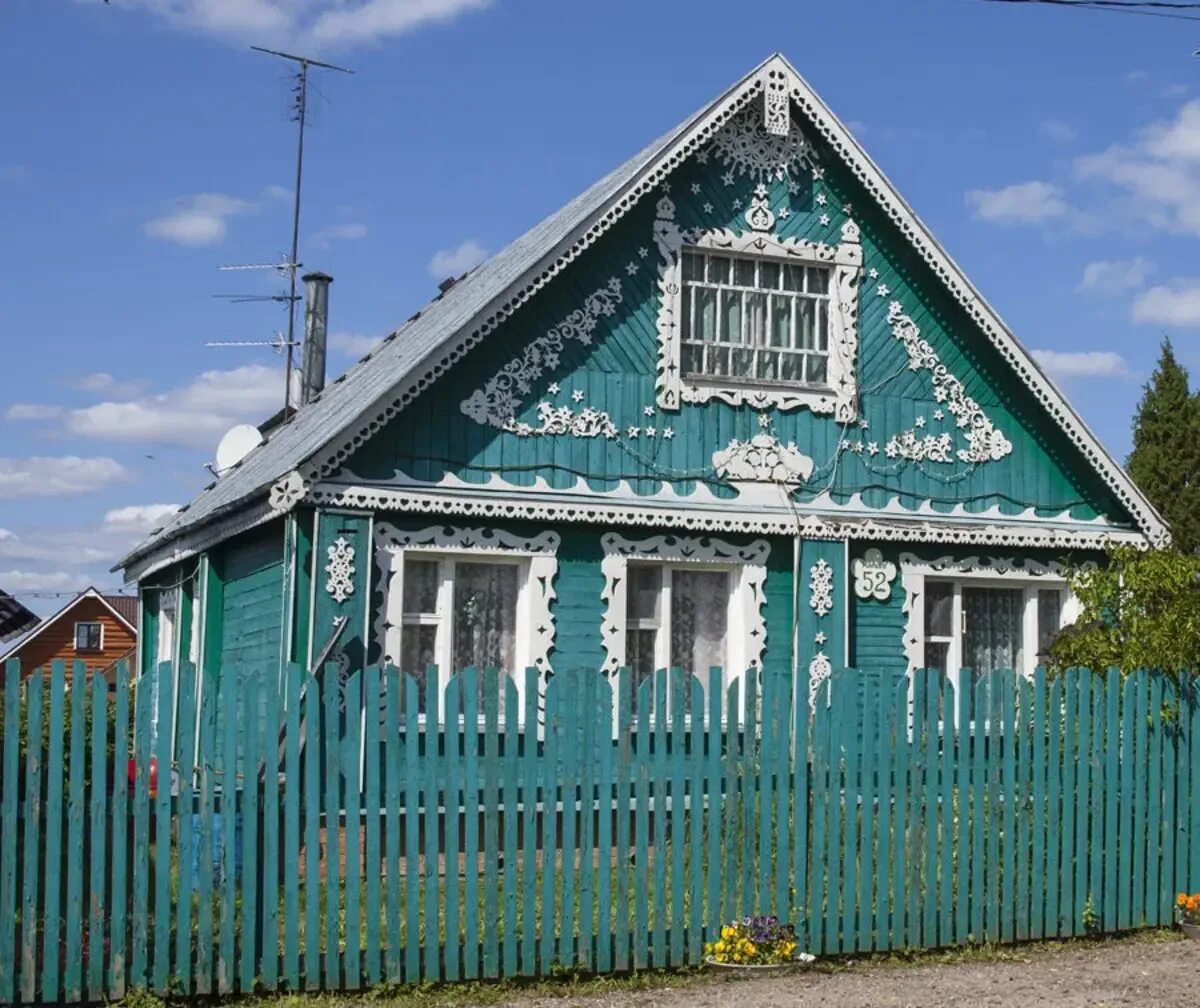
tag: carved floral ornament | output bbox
[809,558,834,618]
[712,431,814,485]
[324,537,356,604]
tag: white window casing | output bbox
[374,524,559,718]
[600,532,769,705]
[74,621,104,652]
[653,194,862,420]
[899,553,1085,703]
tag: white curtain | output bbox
[669,569,728,677]
[453,562,518,702]
[962,586,1024,676]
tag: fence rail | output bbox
[0,659,1197,1002]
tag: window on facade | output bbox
[922,579,1066,724]
[397,556,519,714]
[74,621,103,652]
[624,563,730,712]
[680,249,831,387]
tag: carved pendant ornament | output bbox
[852,547,897,601]
[809,558,834,618]
[324,537,356,604]
[712,430,814,485]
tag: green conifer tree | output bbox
[1127,338,1200,553]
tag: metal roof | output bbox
[0,589,38,644]
[115,69,733,576]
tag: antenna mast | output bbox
[223,46,352,417]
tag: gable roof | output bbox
[119,54,1167,577]
[0,587,139,662]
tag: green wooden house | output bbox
[117,54,1165,720]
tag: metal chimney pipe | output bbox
[300,271,332,406]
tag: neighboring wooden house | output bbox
[116,55,1165,718]
[1,587,138,681]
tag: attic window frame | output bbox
[74,621,104,653]
[653,216,863,421]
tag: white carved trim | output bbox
[884,302,1012,465]
[460,278,624,430]
[762,68,791,138]
[598,532,768,675]
[808,558,834,617]
[898,553,1085,682]
[712,432,814,485]
[324,537,356,604]
[269,470,307,512]
[311,480,1148,550]
[807,651,832,711]
[373,523,560,676]
[651,196,862,419]
[712,103,815,180]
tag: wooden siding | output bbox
[9,596,135,680]
[340,119,1127,529]
[219,522,286,675]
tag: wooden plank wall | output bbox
[0,659,1197,1002]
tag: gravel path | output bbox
[500,937,1200,1008]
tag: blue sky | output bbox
[2,0,1198,613]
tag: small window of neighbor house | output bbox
[74,621,103,652]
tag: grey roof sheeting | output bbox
[115,67,738,574]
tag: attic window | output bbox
[680,249,831,387]
[74,621,103,652]
[653,197,863,421]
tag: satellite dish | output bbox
[214,424,264,475]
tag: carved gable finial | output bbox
[763,67,790,136]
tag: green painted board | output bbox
[403,673,421,983]
[0,665,21,1003]
[153,662,176,992]
[64,666,87,1001]
[309,674,329,989]
[324,666,343,990]
[41,661,66,1003]
[20,672,44,1003]
[1045,677,1062,938]
[422,670,440,983]
[519,668,539,976]
[482,672,501,978]
[240,668,260,993]
[668,669,686,967]
[283,665,302,990]
[87,674,109,1001]
[1000,672,1016,945]
[858,673,877,951]
[341,671,362,988]
[261,663,281,990]
[597,671,616,973]
[174,664,197,995]
[1131,672,1148,927]
[461,668,480,980]
[362,664,381,986]
[954,670,971,944]
[383,670,402,985]
[502,676,521,976]
[651,672,667,968]
[1146,674,1163,925]
[110,668,131,999]
[613,668,632,973]
[632,677,651,971]
[196,667,217,996]
[1030,670,1047,941]
[218,675,236,995]
[443,672,462,982]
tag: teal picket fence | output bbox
[0,658,1198,1002]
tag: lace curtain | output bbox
[453,562,518,703]
[669,569,728,677]
[962,586,1024,677]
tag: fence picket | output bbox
[323,666,342,990]
[579,670,598,971]
[442,670,462,982]
[40,661,66,1003]
[261,665,281,991]
[519,669,538,977]
[597,671,616,974]
[1132,671,1149,927]
[482,671,501,979]
[173,665,197,996]
[1073,673,1091,938]
[283,665,302,990]
[217,675,236,996]
[239,669,259,994]
[64,665,87,1002]
[303,675,323,990]
[1146,674,1164,925]
[687,673,705,964]
[632,677,651,971]
[423,670,440,983]
[1090,673,1107,930]
[1014,676,1031,944]
[612,668,631,973]
[938,676,954,948]
[362,664,381,986]
[1000,671,1017,945]
[502,675,521,976]
[87,674,109,1002]
[859,673,878,951]
[461,669,480,980]
[668,668,686,968]
[381,669,402,984]
[341,670,362,988]
[130,669,153,990]
[954,670,971,945]
[402,673,421,984]
[1103,669,1120,934]
[792,673,811,952]
[651,671,668,969]
[196,668,216,996]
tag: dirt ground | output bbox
[499,936,1200,1008]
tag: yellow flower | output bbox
[721,926,736,940]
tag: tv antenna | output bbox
[210,47,353,418]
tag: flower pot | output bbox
[705,954,815,973]
[1180,922,1200,941]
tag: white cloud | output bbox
[6,403,62,421]
[1074,99,1200,235]
[69,372,145,398]
[102,504,181,533]
[965,181,1066,224]
[0,570,92,594]
[1077,257,1154,295]
[263,183,291,201]
[0,530,14,542]
[329,331,381,357]
[428,238,489,279]
[64,364,288,447]
[1039,119,1076,144]
[0,457,128,499]
[1032,350,1130,379]
[144,192,256,246]
[100,0,493,51]
[312,221,368,247]
[1132,281,1200,328]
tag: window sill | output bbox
[683,372,833,395]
